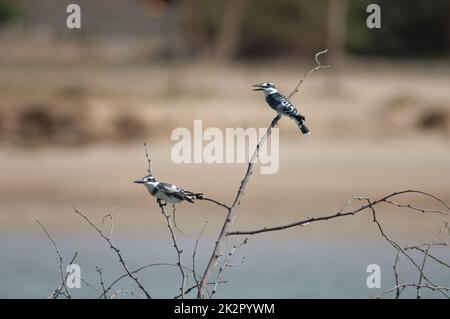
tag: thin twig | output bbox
[49,252,79,299]
[110,289,140,299]
[227,190,449,236]
[36,220,74,299]
[416,222,449,299]
[73,207,152,299]
[99,262,201,299]
[210,238,248,298]
[158,200,187,299]
[96,267,108,299]
[80,277,101,294]
[393,251,401,299]
[171,203,191,238]
[144,143,153,175]
[287,49,330,99]
[384,199,448,216]
[197,115,280,298]
[406,246,450,269]
[193,221,208,293]
[102,210,114,240]
[366,198,449,298]
[199,197,230,210]
[374,283,450,299]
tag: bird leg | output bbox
[171,204,191,238]
[157,199,167,207]
[271,115,281,127]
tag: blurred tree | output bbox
[213,0,248,61]
[239,0,328,58]
[180,0,328,59]
[0,0,20,27]
[178,0,450,60]
[326,0,347,91]
[346,0,450,57]
[142,0,170,17]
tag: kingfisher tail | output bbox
[293,115,310,135]
[193,193,204,200]
[299,123,310,135]
[184,191,204,203]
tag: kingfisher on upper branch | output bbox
[253,82,310,135]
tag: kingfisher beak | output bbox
[133,178,145,184]
[252,84,264,91]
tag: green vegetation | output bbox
[0,0,20,26]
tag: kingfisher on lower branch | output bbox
[134,174,203,204]
[253,82,310,135]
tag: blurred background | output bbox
[1,0,449,298]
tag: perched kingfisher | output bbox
[134,174,203,204]
[253,82,310,135]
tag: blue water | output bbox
[1,232,448,299]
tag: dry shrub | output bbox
[16,103,90,145]
[55,85,89,99]
[417,109,449,132]
[113,112,149,141]
[382,95,450,136]
[0,112,3,139]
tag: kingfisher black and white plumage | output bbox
[134,174,203,204]
[253,82,310,135]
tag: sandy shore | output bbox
[1,139,448,243]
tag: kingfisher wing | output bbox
[157,182,185,201]
[157,182,197,202]
[267,93,305,120]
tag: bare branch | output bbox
[379,221,450,299]
[287,49,330,99]
[193,222,208,292]
[157,200,187,299]
[48,252,79,299]
[36,220,75,299]
[73,207,152,299]
[102,209,114,240]
[416,246,429,299]
[384,199,448,216]
[227,190,449,236]
[197,114,281,298]
[197,51,332,298]
[170,203,192,238]
[99,262,200,299]
[80,277,101,294]
[211,238,248,298]
[199,197,230,210]
[174,281,227,299]
[392,251,401,299]
[374,283,450,299]
[354,196,448,298]
[367,201,449,298]
[144,143,153,175]
[96,267,108,299]
[110,289,140,299]
[406,246,450,269]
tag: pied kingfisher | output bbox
[134,174,203,204]
[253,82,310,135]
